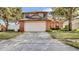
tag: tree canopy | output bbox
[52,7,79,31]
[0,7,22,21]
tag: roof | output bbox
[18,18,52,22]
[22,11,48,14]
[19,18,47,21]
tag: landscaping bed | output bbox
[0,32,22,39]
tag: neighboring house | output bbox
[63,17,79,30]
[0,19,19,31]
[19,11,63,32]
[8,22,19,31]
[63,20,68,28]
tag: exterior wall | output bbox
[72,19,79,30]
[63,19,79,30]
[46,20,51,30]
[63,20,68,28]
[59,21,63,29]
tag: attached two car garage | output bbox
[24,21,46,31]
[19,20,51,32]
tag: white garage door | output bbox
[24,21,46,31]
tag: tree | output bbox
[10,7,22,21]
[0,7,22,30]
[53,7,79,31]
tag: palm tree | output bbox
[53,7,78,31]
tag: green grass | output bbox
[48,30,79,48]
[65,41,79,48]
[49,30,79,40]
[0,32,22,39]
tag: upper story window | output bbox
[23,12,48,20]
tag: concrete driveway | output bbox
[0,32,78,51]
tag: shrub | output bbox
[7,29,14,32]
[46,29,52,32]
[62,25,69,31]
[51,27,60,30]
[76,29,79,32]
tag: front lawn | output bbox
[65,40,79,48]
[0,32,22,39]
[48,30,79,48]
[49,30,79,40]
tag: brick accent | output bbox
[19,20,24,32]
[50,20,63,29]
[46,20,51,30]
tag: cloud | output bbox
[42,8,52,12]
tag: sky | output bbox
[22,7,52,12]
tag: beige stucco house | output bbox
[63,18,79,30]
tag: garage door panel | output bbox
[24,21,46,31]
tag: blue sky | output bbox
[22,7,52,12]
